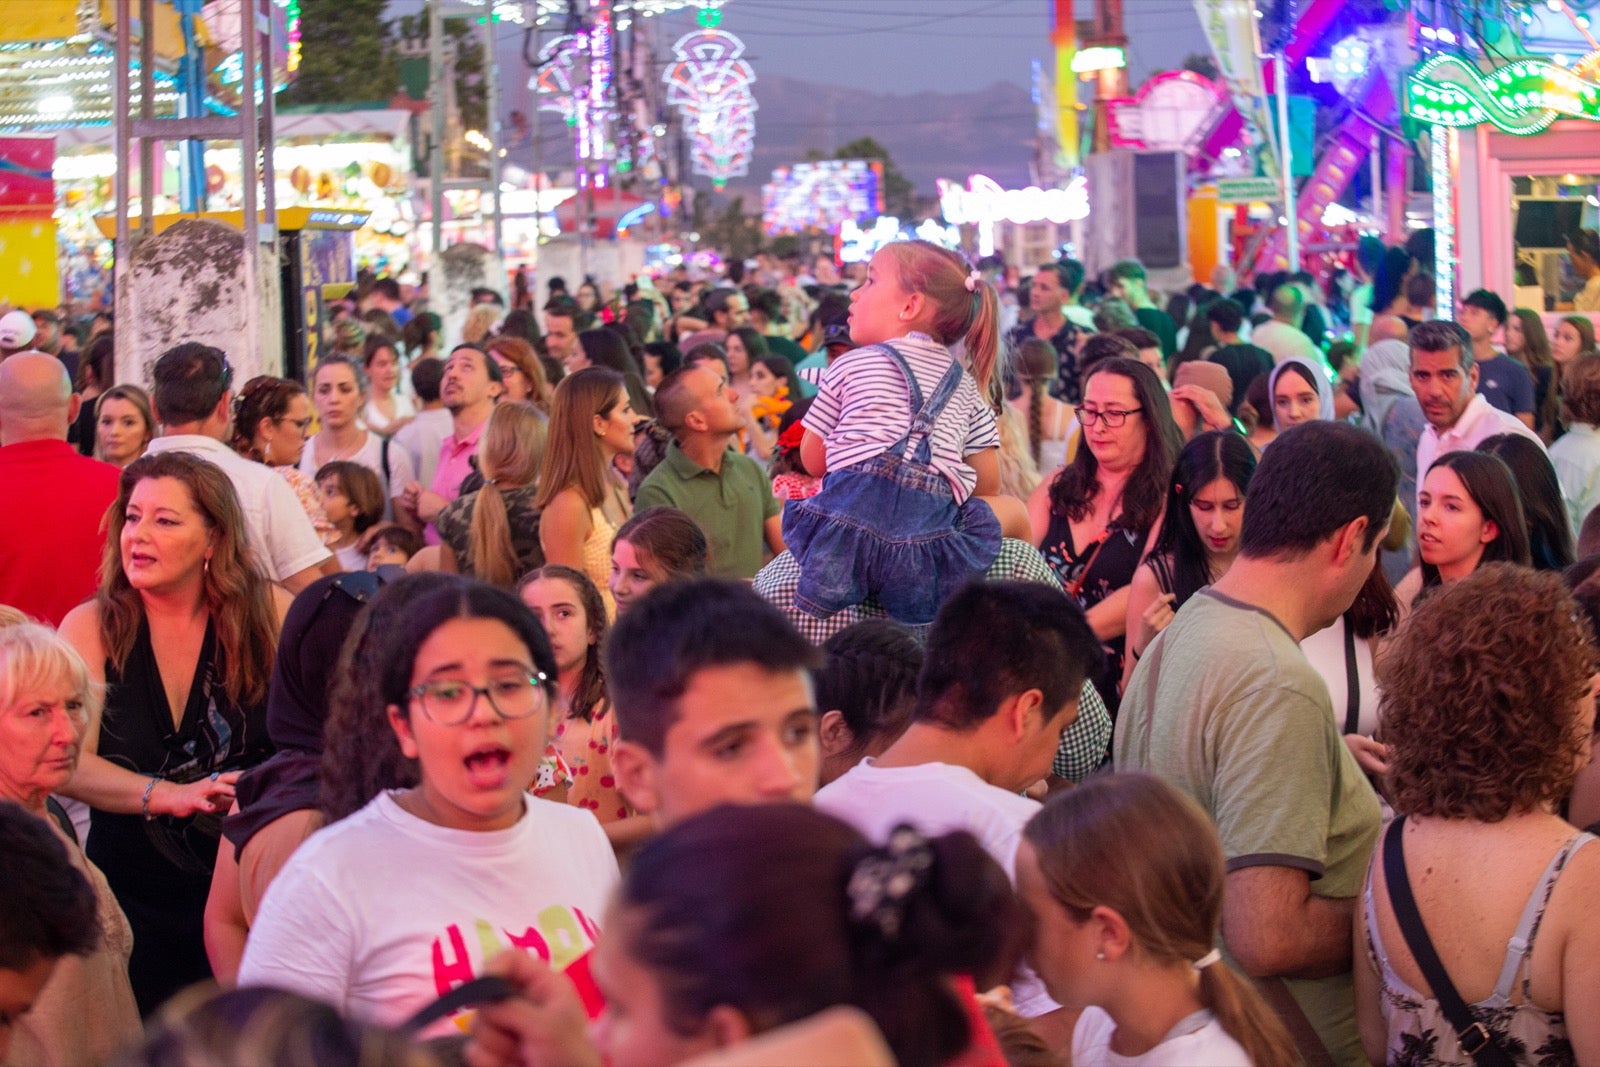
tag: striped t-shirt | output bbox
[802,333,998,502]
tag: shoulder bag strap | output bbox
[1381,817,1516,1067]
[1342,619,1361,736]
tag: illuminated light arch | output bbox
[663,24,757,186]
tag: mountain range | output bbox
[723,74,1042,202]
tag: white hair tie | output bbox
[964,269,982,293]
[1192,948,1222,971]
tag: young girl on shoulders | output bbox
[785,241,1028,625]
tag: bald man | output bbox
[1368,314,1410,345]
[1251,284,1323,368]
[0,352,121,624]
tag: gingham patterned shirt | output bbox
[753,537,1113,780]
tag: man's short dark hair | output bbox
[652,366,702,433]
[1461,288,1507,326]
[409,356,445,403]
[1404,272,1435,309]
[545,295,581,319]
[0,801,100,970]
[747,287,783,322]
[1033,262,1071,290]
[1567,228,1600,262]
[371,277,401,303]
[1107,260,1146,284]
[1410,319,1474,370]
[1115,327,1161,352]
[604,579,821,756]
[1239,421,1398,560]
[915,581,1102,731]
[1205,298,1244,334]
[1059,258,1086,295]
[152,342,230,426]
[705,288,742,321]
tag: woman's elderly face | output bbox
[0,680,86,808]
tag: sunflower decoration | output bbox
[749,382,792,430]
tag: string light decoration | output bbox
[1407,51,1600,134]
[663,5,756,188]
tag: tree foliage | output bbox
[833,136,916,219]
[280,0,398,106]
[395,6,486,133]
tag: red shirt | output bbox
[0,439,121,625]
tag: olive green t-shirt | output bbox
[1114,588,1381,1067]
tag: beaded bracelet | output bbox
[141,777,160,821]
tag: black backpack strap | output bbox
[1381,817,1515,1067]
[1342,620,1361,736]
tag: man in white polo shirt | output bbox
[1410,319,1545,504]
[145,342,334,592]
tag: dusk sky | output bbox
[398,0,1207,96]
[654,0,1207,95]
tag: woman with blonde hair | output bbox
[535,367,636,617]
[93,384,156,468]
[486,334,554,412]
[1358,564,1600,1065]
[1020,773,1298,1066]
[461,304,501,348]
[58,451,291,1013]
[0,623,141,1065]
[434,401,550,586]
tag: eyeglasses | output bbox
[407,671,549,726]
[220,356,234,392]
[276,416,312,432]
[1078,407,1143,428]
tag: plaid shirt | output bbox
[754,538,1113,780]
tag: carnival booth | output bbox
[1407,48,1600,331]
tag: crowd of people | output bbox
[1,231,1599,1067]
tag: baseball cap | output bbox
[820,305,852,348]
[0,310,36,349]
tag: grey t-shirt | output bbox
[1114,588,1380,1067]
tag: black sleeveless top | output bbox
[1040,514,1150,715]
[86,617,272,1014]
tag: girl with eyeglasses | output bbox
[237,579,620,1036]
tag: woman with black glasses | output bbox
[237,578,619,1037]
[1029,357,1182,713]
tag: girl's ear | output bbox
[1090,904,1135,963]
[1480,519,1499,546]
[388,703,420,759]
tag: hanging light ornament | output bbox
[662,4,757,188]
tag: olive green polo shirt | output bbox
[635,441,781,579]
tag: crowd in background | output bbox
[0,228,1598,1067]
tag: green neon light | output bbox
[1406,53,1600,135]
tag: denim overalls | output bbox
[782,343,1002,625]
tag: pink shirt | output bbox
[425,419,486,545]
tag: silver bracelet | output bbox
[141,777,160,821]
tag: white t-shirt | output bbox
[1073,1006,1250,1066]
[363,393,418,437]
[238,791,619,1036]
[813,759,1057,1019]
[803,332,999,502]
[393,407,455,489]
[145,435,332,582]
[1250,320,1320,366]
[300,430,417,522]
[1300,616,1381,738]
